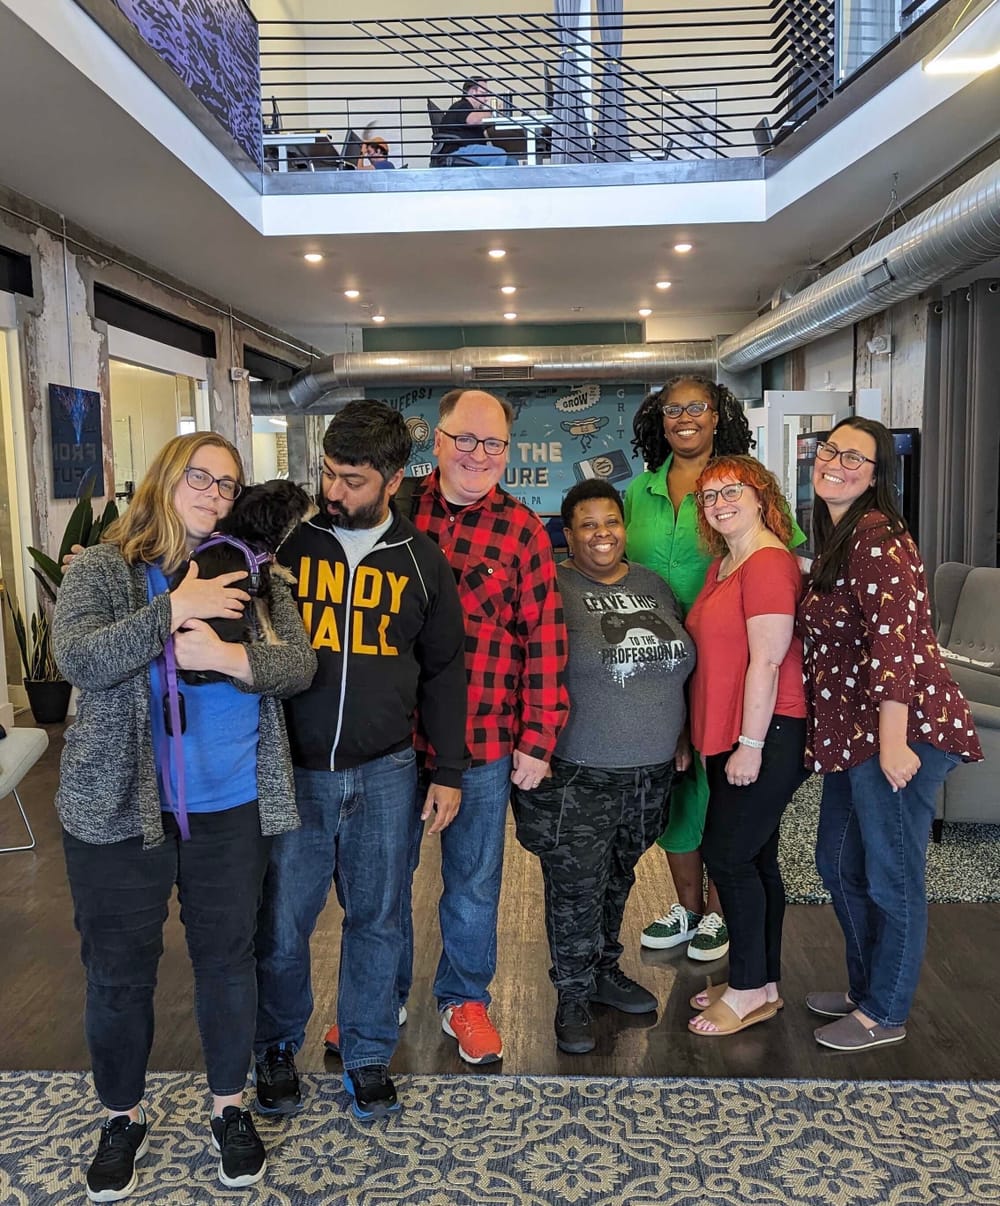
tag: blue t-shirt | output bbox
[147,565,259,813]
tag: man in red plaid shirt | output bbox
[400,388,568,1062]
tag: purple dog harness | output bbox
[150,533,272,840]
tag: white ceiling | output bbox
[1,3,998,353]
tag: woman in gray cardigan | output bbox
[52,432,315,1202]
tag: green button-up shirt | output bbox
[624,453,806,617]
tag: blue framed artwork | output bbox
[369,383,649,515]
[49,385,104,499]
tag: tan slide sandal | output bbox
[689,983,784,1011]
[688,998,779,1036]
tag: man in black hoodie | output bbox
[253,401,467,1121]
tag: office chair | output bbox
[753,118,774,155]
[426,99,482,168]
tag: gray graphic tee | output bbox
[555,561,695,768]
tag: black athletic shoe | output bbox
[210,1106,267,1188]
[254,1043,302,1115]
[590,965,658,1014]
[343,1065,401,1120]
[86,1111,149,1202]
[555,998,596,1054]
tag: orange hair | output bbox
[694,454,792,556]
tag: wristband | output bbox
[738,734,765,749]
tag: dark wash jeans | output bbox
[511,757,674,1001]
[62,801,270,1112]
[816,742,960,1027]
[701,716,809,990]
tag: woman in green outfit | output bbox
[624,374,806,962]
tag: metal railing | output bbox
[257,2,836,172]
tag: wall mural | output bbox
[111,0,262,166]
[370,383,650,516]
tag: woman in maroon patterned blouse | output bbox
[798,418,982,1053]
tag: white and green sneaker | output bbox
[640,903,702,950]
[687,912,730,962]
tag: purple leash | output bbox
[161,635,190,841]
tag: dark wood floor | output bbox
[4,723,1000,1085]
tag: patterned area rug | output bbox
[780,776,1000,905]
[6,1071,1000,1205]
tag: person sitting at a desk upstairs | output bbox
[441,79,512,167]
[357,137,395,170]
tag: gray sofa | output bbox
[933,562,1000,833]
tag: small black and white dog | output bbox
[171,477,315,685]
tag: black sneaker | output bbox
[254,1042,302,1115]
[590,966,658,1014]
[343,1065,401,1120]
[210,1106,267,1188]
[555,998,595,1054]
[86,1111,149,1202]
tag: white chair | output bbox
[0,726,49,853]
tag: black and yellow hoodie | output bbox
[279,507,469,788]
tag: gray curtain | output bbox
[593,0,631,162]
[552,0,593,165]
[921,278,1000,581]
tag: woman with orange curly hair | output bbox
[684,455,808,1036]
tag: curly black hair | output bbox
[630,374,755,471]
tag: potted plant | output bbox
[29,471,118,602]
[6,471,119,725]
[4,594,71,724]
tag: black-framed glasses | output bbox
[816,440,877,471]
[184,466,242,501]
[695,483,746,507]
[437,428,509,456]
[661,401,712,418]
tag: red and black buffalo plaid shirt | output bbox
[410,471,568,766]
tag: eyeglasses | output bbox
[437,428,509,457]
[816,440,876,471]
[183,466,242,501]
[661,401,712,418]
[695,483,746,507]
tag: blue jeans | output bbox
[816,743,960,1027]
[63,802,269,1111]
[254,749,417,1071]
[452,142,514,166]
[399,756,512,1010]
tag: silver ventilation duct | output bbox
[719,155,1000,371]
[250,342,716,414]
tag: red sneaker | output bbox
[441,1002,503,1064]
[324,1006,408,1057]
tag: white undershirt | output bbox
[332,512,393,571]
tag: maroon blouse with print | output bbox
[798,511,982,774]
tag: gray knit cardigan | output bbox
[53,543,317,848]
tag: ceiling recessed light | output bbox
[503,311,518,320]
[344,289,360,299]
[372,313,386,323]
[303,253,324,264]
[673,242,693,253]
[656,280,672,290]
[500,285,517,295]
[638,307,652,317]
[488,248,507,259]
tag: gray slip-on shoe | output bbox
[814,1013,906,1051]
[805,991,856,1018]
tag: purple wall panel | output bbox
[111,0,261,165]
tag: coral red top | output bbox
[686,546,806,757]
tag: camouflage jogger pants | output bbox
[511,757,675,1000]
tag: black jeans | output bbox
[512,758,674,1001]
[63,802,271,1111]
[701,716,808,990]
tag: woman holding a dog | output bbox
[52,432,316,1201]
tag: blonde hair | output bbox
[102,432,244,572]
